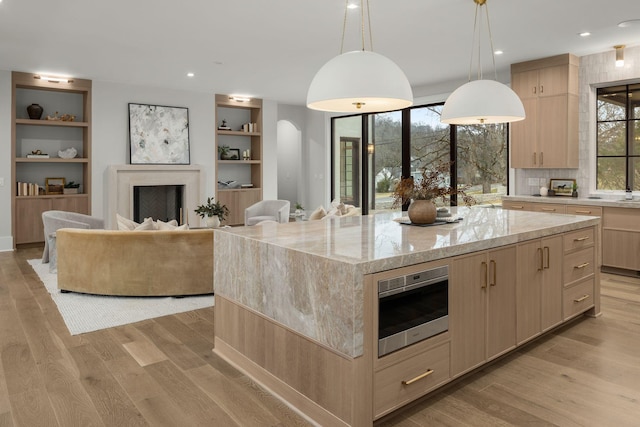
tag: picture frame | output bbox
[45,177,66,195]
[128,103,190,165]
[227,148,241,160]
[549,178,576,196]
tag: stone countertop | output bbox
[213,207,599,358]
[503,194,640,208]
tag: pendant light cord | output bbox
[339,0,374,54]
[468,0,499,82]
[340,0,348,54]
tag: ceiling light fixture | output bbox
[441,0,525,125]
[579,31,591,37]
[34,74,73,84]
[614,45,625,67]
[306,0,413,113]
[187,72,195,77]
[229,95,251,102]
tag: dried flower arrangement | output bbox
[391,161,476,207]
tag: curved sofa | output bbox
[56,228,214,296]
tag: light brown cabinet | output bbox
[562,227,597,320]
[450,245,517,376]
[602,207,640,271]
[11,71,92,247]
[510,54,579,169]
[516,235,563,345]
[215,94,263,225]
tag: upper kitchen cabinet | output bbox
[510,54,579,169]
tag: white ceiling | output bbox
[1,0,638,106]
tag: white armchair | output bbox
[244,200,290,226]
[42,210,104,263]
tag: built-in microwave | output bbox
[378,265,448,357]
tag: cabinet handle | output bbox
[510,205,524,209]
[575,210,592,214]
[402,369,434,385]
[574,294,590,303]
[533,152,537,165]
[481,261,487,289]
[490,260,497,286]
[533,86,537,95]
[573,236,590,242]
[541,208,556,212]
[574,262,590,269]
[540,85,544,94]
[537,247,543,271]
[544,246,550,269]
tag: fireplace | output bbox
[133,185,185,223]
[107,165,204,229]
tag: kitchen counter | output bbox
[213,207,599,358]
[503,194,640,208]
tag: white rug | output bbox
[28,259,215,335]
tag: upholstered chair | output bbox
[41,210,104,263]
[244,200,290,226]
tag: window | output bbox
[596,84,640,190]
[331,103,509,214]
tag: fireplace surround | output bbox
[107,165,204,229]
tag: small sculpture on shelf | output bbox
[218,119,231,130]
[46,111,76,121]
[58,147,77,159]
[27,103,43,120]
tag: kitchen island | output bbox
[213,207,600,426]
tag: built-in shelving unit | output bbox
[11,71,92,247]
[214,94,262,225]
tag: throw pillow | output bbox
[308,206,326,221]
[156,219,179,230]
[116,213,138,231]
[331,198,347,215]
[134,217,156,231]
[174,223,189,231]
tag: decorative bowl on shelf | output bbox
[58,147,77,159]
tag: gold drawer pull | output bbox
[574,294,590,303]
[574,262,590,269]
[573,236,590,242]
[541,208,556,212]
[510,205,524,209]
[402,369,434,386]
[575,210,592,214]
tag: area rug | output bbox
[28,259,215,335]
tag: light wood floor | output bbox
[2,248,640,426]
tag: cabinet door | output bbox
[510,97,537,168]
[537,95,569,168]
[511,70,539,98]
[15,198,52,244]
[450,252,487,376]
[51,196,89,214]
[237,190,262,224]
[541,236,563,331]
[538,65,569,97]
[516,240,542,344]
[217,191,239,225]
[486,246,517,359]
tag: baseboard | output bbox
[0,236,14,251]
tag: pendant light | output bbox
[441,0,525,125]
[614,45,625,67]
[306,0,413,113]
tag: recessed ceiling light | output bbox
[494,50,504,55]
[347,3,358,9]
[579,31,591,37]
[618,19,640,28]
[187,72,195,77]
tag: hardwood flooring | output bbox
[2,247,640,426]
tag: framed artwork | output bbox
[128,103,190,164]
[549,178,576,196]
[45,177,65,195]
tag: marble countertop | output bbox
[503,194,640,208]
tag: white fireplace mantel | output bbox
[107,165,205,229]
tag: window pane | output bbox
[597,121,626,155]
[632,157,640,191]
[597,86,626,121]
[631,84,640,119]
[410,106,450,206]
[632,120,640,155]
[333,116,362,207]
[369,112,402,212]
[597,157,625,190]
[457,124,508,206]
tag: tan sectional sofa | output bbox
[56,228,214,296]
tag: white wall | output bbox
[277,119,301,207]
[0,71,12,251]
[262,99,278,200]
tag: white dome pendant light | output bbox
[307,0,413,113]
[441,0,525,125]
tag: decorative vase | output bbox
[27,103,43,120]
[205,216,220,228]
[407,200,437,224]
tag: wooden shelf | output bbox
[217,160,261,165]
[217,187,261,192]
[217,130,260,137]
[16,194,89,199]
[16,157,89,163]
[15,118,89,127]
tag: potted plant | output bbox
[572,183,578,198]
[194,196,230,228]
[391,161,475,224]
[63,181,80,194]
[218,145,231,160]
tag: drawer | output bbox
[531,203,566,214]
[563,247,594,285]
[563,227,595,253]
[566,205,602,217]
[374,342,450,418]
[502,201,532,211]
[563,277,595,320]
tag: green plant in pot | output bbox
[195,197,229,228]
[63,181,80,194]
[391,161,476,224]
[218,145,231,160]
